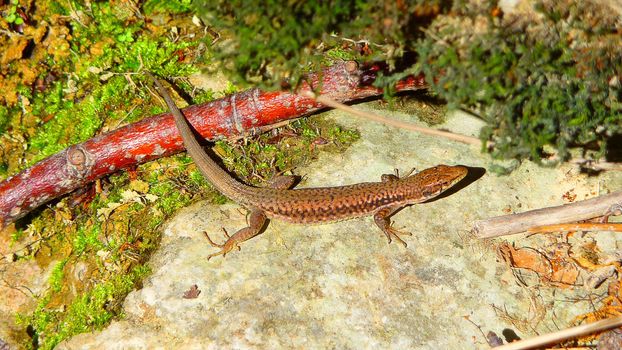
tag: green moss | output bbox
[73,1,143,43]
[324,47,358,62]
[327,124,360,145]
[28,91,103,162]
[1,0,202,169]
[211,117,359,186]
[417,1,622,163]
[143,0,193,15]
[19,265,150,350]
[94,37,199,78]
[10,228,25,242]
[0,105,10,134]
[49,259,68,293]
[188,168,208,187]
[149,180,192,216]
[73,225,104,256]
[223,81,239,95]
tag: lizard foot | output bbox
[601,203,622,223]
[203,210,267,260]
[381,225,412,247]
[204,228,241,260]
[374,205,411,247]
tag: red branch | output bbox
[0,61,427,227]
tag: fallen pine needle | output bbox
[302,91,482,146]
[494,316,622,350]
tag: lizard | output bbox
[147,72,468,260]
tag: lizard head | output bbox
[412,165,468,201]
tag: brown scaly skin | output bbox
[148,73,468,260]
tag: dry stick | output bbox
[301,91,482,145]
[473,190,622,238]
[494,315,622,350]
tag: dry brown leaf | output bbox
[498,243,579,287]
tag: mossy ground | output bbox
[195,0,621,166]
[0,1,359,348]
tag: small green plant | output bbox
[49,259,68,293]
[4,0,24,25]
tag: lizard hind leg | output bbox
[373,205,412,247]
[204,209,267,260]
[269,175,299,189]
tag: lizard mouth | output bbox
[422,184,446,198]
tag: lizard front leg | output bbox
[269,175,298,189]
[203,177,293,260]
[204,209,267,260]
[373,204,412,247]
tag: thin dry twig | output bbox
[301,91,482,145]
[528,223,622,234]
[493,316,622,350]
[473,190,622,239]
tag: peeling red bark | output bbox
[0,62,427,227]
